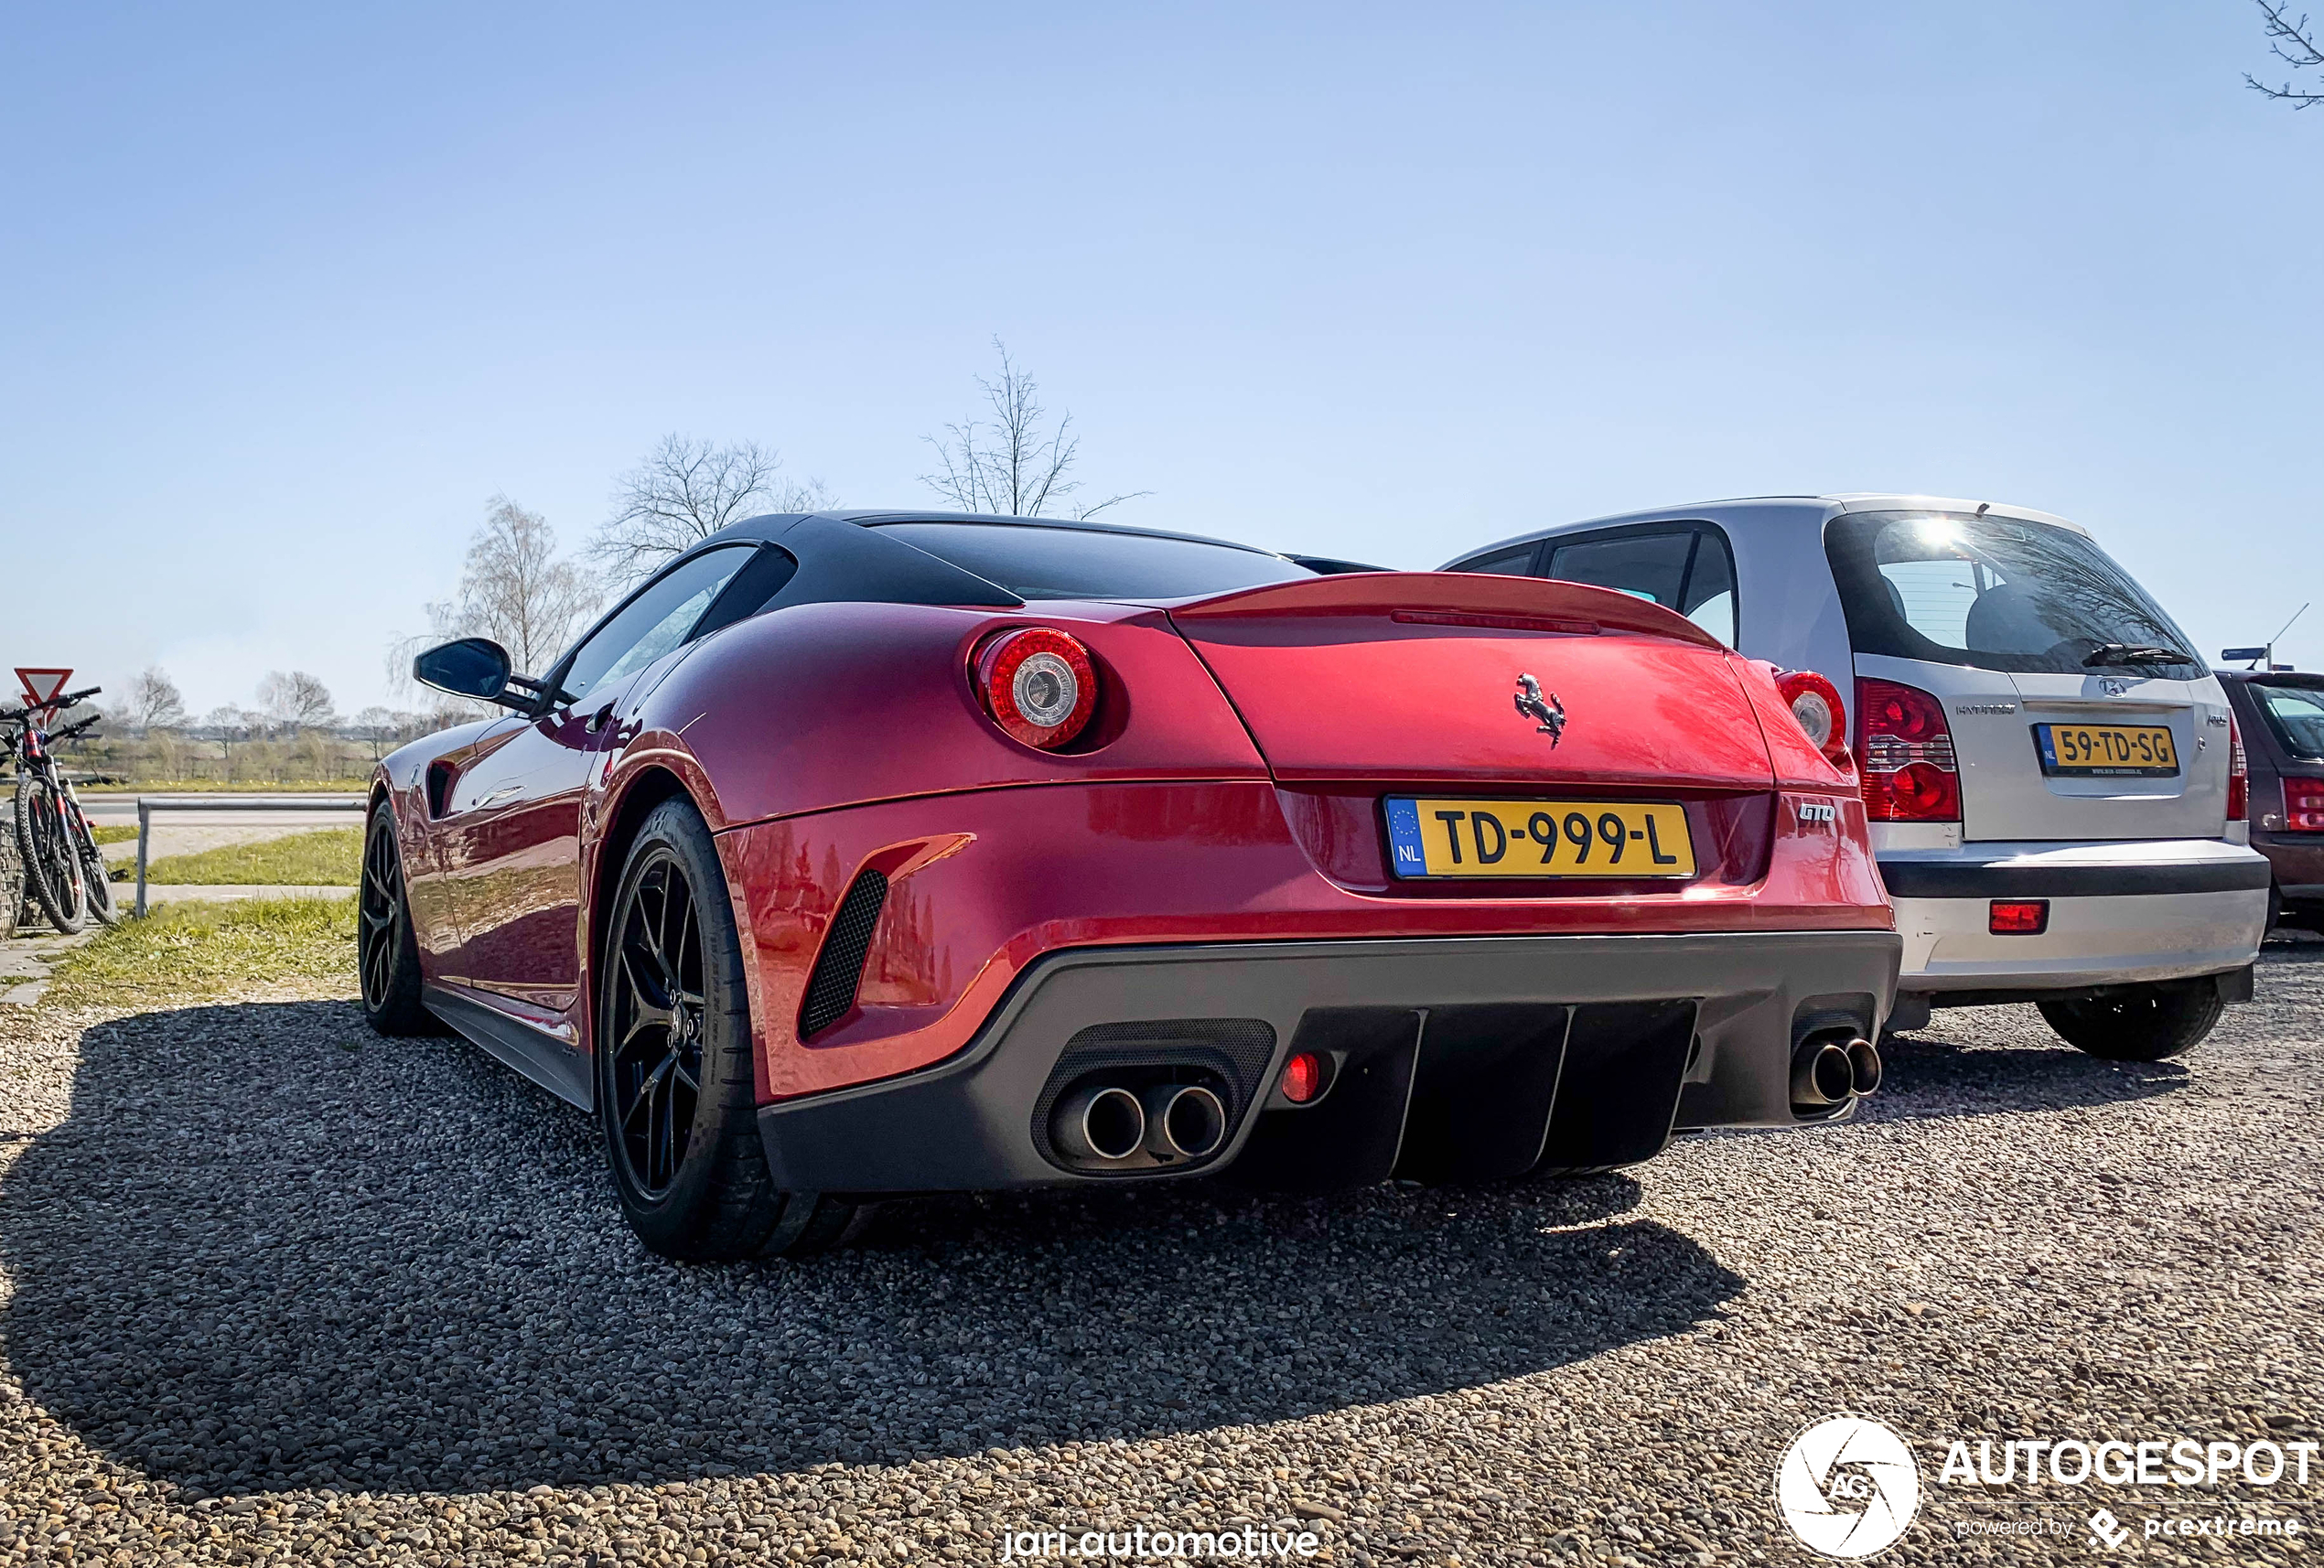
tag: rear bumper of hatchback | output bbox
[1879,838,2270,994]
[755,928,1901,1195]
[2248,826,2324,906]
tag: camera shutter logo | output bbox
[1774,1415,1921,1559]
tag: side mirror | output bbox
[414,638,526,707]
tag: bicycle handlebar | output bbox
[0,686,102,724]
[50,714,99,743]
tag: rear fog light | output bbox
[1989,899,2050,935]
[1278,1051,1326,1104]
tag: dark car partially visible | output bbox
[2219,671,2324,930]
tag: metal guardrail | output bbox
[133,794,369,917]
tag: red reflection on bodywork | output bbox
[726,779,1891,1104]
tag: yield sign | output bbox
[15,668,71,708]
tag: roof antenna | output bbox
[2227,602,2310,670]
[1973,501,1991,516]
[2266,602,2310,670]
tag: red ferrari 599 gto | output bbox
[366,511,1899,1259]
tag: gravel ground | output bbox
[1,940,2319,1566]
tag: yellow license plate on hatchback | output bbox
[1384,798,1695,878]
[2033,723,2179,778]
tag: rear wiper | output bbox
[2082,642,2188,668]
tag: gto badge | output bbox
[1514,673,1565,746]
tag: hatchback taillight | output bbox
[2285,777,2324,833]
[1856,677,1961,822]
[2228,715,2249,823]
[973,627,1099,749]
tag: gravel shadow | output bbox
[0,1000,1741,1498]
[1852,1022,2190,1126]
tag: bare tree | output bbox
[2250,2,2324,105]
[920,338,1148,520]
[257,671,337,733]
[408,494,603,681]
[201,704,255,779]
[124,666,187,734]
[592,435,834,582]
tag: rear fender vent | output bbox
[425,760,457,819]
[798,869,890,1038]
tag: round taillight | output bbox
[1886,761,1955,816]
[1279,1050,1324,1104]
[1774,670,1850,767]
[974,628,1098,749]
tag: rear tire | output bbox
[359,805,437,1036]
[597,798,858,1261]
[14,775,85,934]
[2038,978,2224,1061]
[72,814,116,928]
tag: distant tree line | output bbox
[27,665,480,786]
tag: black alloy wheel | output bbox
[357,806,436,1035]
[596,797,862,1260]
[359,814,406,1012]
[606,847,706,1199]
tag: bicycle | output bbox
[3,685,115,932]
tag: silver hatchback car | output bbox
[1445,494,2269,1060]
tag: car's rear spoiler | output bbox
[1168,571,1726,649]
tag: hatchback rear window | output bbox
[872,522,1313,600]
[2253,680,2324,759]
[1824,511,2201,678]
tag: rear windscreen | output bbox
[2252,681,2324,759]
[872,522,1314,600]
[1824,511,2202,678]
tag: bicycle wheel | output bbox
[70,804,117,927]
[14,773,87,933]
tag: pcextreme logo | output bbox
[1775,1415,1923,1560]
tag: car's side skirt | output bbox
[425,982,594,1112]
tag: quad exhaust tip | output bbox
[1054,1085,1146,1162]
[1143,1083,1227,1160]
[1791,1032,1879,1110]
[1845,1036,1882,1096]
[1052,1081,1229,1164]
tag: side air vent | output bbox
[798,869,890,1038]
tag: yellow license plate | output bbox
[2033,723,2179,778]
[1384,798,1695,878]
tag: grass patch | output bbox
[40,897,357,1011]
[145,827,363,886]
[90,824,140,845]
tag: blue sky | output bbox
[3,2,2319,713]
